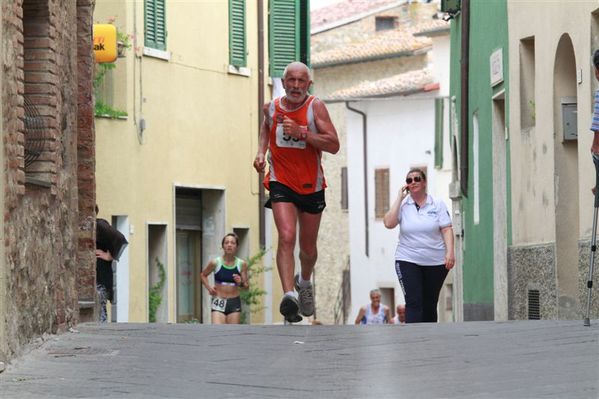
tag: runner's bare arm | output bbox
[281,98,339,154]
[384,306,391,324]
[309,99,339,153]
[383,187,408,229]
[200,259,217,296]
[354,306,366,325]
[253,103,271,173]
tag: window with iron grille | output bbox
[22,0,57,184]
[375,168,390,219]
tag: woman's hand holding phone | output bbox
[400,185,409,199]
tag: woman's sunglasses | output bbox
[406,176,423,184]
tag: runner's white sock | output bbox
[284,291,298,299]
[298,275,312,287]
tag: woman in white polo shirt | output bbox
[383,168,455,323]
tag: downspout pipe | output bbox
[345,102,369,257]
[460,0,470,196]
[258,0,265,248]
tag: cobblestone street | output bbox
[1,320,598,398]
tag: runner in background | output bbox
[355,289,391,325]
[200,233,248,324]
[392,304,406,325]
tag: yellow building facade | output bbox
[94,0,312,325]
[93,0,269,324]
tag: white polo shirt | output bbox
[394,194,452,266]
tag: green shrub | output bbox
[239,249,270,324]
[149,258,166,323]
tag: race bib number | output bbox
[211,297,227,312]
[275,124,306,149]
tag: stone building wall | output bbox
[76,0,97,322]
[508,240,599,320]
[312,2,437,54]
[0,0,95,363]
[507,244,557,320]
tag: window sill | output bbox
[228,65,251,77]
[78,300,95,309]
[143,47,171,61]
[95,114,128,120]
[25,176,52,188]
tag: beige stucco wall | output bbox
[507,1,599,319]
[508,1,599,245]
[94,1,264,323]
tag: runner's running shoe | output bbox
[280,294,302,323]
[295,274,314,317]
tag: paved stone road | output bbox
[0,320,598,398]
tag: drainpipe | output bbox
[258,0,265,248]
[460,0,470,196]
[345,102,369,257]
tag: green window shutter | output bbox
[299,1,310,67]
[434,97,445,169]
[145,0,167,51]
[269,0,310,78]
[229,0,247,67]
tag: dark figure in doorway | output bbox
[96,205,128,323]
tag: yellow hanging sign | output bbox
[93,24,117,63]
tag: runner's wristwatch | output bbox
[300,126,308,140]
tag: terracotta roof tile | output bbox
[324,68,436,101]
[311,0,405,31]
[312,29,431,68]
[413,19,450,37]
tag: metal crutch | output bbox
[584,153,599,326]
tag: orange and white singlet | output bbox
[264,95,326,195]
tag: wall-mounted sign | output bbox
[490,48,503,87]
[93,24,117,63]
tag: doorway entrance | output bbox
[176,229,202,322]
[175,186,225,323]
